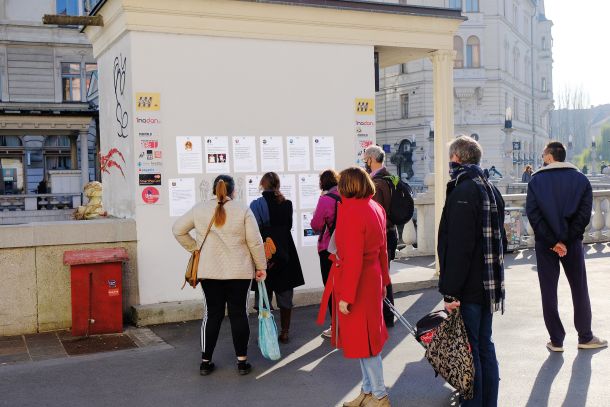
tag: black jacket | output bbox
[371,168,396,232]
[525,163,592,247]
[437,176,506,304]
[261,191,305,292]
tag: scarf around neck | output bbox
[450,162,505,314]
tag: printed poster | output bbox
[279,174,296,203]
[169,178,196,217]
[298,173,319,210]
[135,92,162,138]
[260,136,285,172]
[312,136,335,171]
[141,186,160,205]
[232,136,257,173]
[176,136,203,174]
[245,174,262,206]
[287,136,310,172]
[301,211,317,247]
[205,136,230,174]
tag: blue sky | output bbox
[545,1,610,107]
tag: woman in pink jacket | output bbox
[311,169,340,338]
[317,167,391,407]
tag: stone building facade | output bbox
[377,0,553,183]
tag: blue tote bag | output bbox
[258,281,281,361]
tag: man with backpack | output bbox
[363,145,414,327]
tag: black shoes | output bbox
[237,360,252,375]
[200,361,215,376]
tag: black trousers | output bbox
[535,239,593,345]
[319,250,333,319]
[201,279,252,361]
[383,228,398,325]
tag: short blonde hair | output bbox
[338,167,375,199]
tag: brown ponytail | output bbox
[214,180,228,227]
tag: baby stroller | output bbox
[383,298,448,347]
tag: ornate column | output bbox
[430,49,455,270]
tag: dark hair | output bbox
[338,167,375,199]
[260,172,285,203]
[544,141,566,162]
[319,169,339,191]
[212,175,235,227]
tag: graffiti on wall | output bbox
[113,54,128,139]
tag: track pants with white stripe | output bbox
[201,279,251,361]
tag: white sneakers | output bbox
[578,336,608,350]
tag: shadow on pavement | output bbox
[524,352,564,407]
[561,348,605,407]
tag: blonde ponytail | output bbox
[214,180,227,227]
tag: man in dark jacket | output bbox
[526,141,607,352]
[363,145,396,327]
[438,136,505,407]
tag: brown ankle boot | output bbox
[279,308,291,344]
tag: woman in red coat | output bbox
[317,167,391,407]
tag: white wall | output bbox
[110,32,375,305]
[5,0,53,22]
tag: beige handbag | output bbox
[182,216,215,289]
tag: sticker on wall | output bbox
[139,173,162,186]
[141,186,160,204]
[354,98,375,115]
[135,92,161,111]
[300,211,318,247]
[176,136,203,174]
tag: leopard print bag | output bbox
[424,308,474,400]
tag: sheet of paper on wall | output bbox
[260,136,285,172]
[176,136,203,174]
[245,174,262,206]
[300,211,318,247]
[354,97,376,166]
[312,136,335,170]
[135,92,162,138]
[279,173,296,203]
[168,178,196,217]
[205,136,230,174]
[291,212,297,245]
[232,136,257,173]
[298,173,319,210]
[287,136,310,171]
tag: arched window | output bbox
[454,36,464,68]
[542,77,547,92]
[465,0,479,12]
[541,36,547,50]
[466,36,481,68]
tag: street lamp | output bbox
[501,107,514,182]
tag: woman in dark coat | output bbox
[250,172,304,343]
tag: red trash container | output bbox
[63,248,129,336]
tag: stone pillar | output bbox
[79,129,89,190]
[70,135,78,170]
[430,50,455,270]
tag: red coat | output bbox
[317,196,390,358]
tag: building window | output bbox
[62,63,82,102]
[464,0,479,12]
[513,5,518,26]
[57,0,79,15]
[542,36,547,50]
[541,77,547,92]
[466,36,481,68]
[514,97,519,121]
[83,0,101,14]
[525,102,530,123]
[449,0,461,9]
[400,94,409,119]
[513,48,520,80]
[453,36,464,68]
[399,63,408,74]
[85,63,97,93]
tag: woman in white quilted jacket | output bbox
[173,174,267,376]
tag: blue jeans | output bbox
[359,355,387,399]
[460,303,499,407]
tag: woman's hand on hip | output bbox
[339,300,350,315]
[255,270,266,282]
